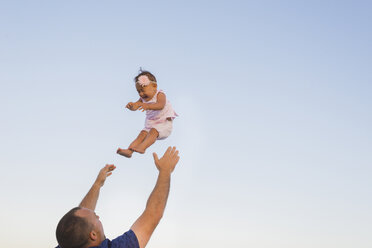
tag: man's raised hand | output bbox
[95,164,116,187]
[153,146,180,174]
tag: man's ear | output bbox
[89,230,97,241]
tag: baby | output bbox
[117,70,177,158]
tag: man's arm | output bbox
[79,164,116,210]
[131,146,180,248]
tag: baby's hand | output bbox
[138,103,149,112]
[126,102,133,110]
[126,102,140,111]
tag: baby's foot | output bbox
[117,148,133,158]
[132,146,146,154]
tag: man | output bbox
[56,146,180,248]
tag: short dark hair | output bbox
[56,207,92,248]
[134,69,157,83]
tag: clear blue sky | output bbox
[1,1,371,247]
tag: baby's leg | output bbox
[132,128,159,154]
[128,130,148,150]
[117,130,148,158]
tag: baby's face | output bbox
[136,82,157,101]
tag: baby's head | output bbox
[134,70,158,101]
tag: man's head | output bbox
[56,207,105,248]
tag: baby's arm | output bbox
[126,99,143,111]
[139,92,166,111]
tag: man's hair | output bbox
[134,69,157,83]
[56,207,92,248]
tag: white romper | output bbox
[141,90,178,140]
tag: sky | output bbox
[0,0,371,247]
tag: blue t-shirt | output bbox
[56,230,139,248]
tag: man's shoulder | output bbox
[97,230,139,248]
[56,230,139,248]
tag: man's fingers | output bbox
[171,147,177,156]
[174,156,180,165]
[168,146,178,158]
[163,146,172,157]
[172,150,180,162]
[173,150,179,159]
[104,164,116,174]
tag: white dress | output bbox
[141,90,178,140]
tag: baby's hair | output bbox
[134,68,157,84]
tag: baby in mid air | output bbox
[117,70,178,158]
